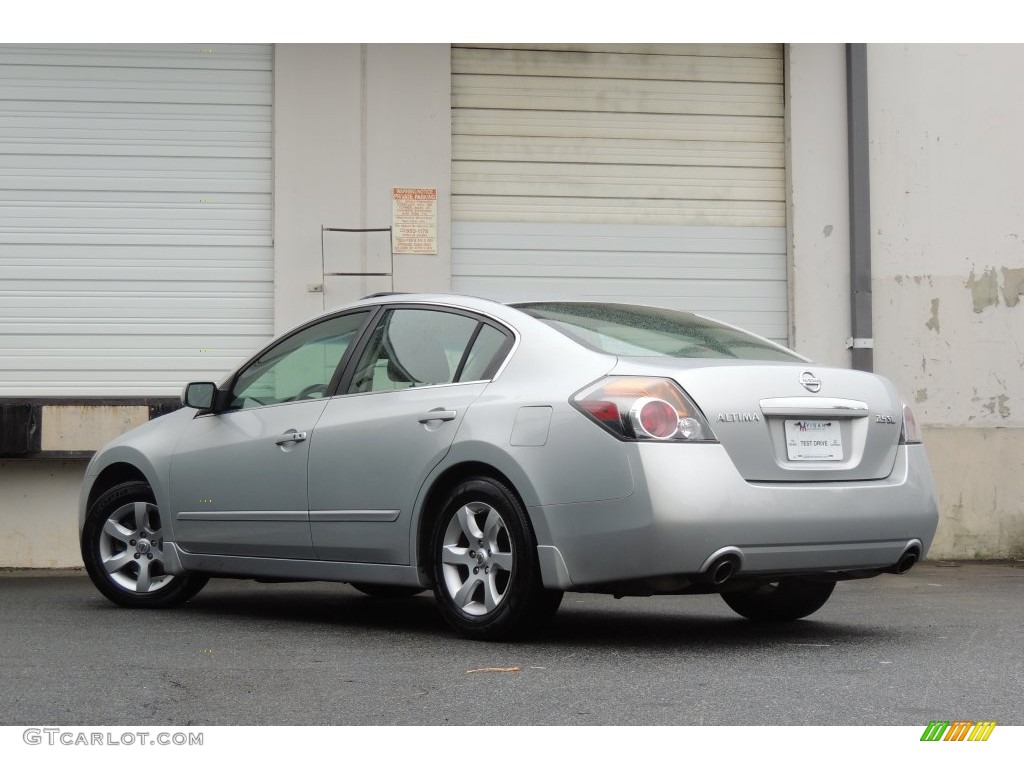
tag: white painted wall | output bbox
[785,45,851,365]
[273,44,452,334]
[273,44,363,333]
[365,45,453,298]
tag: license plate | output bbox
[784,420,843,461]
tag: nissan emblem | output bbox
[799,371,821,393]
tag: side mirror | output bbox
[182,382,218,412]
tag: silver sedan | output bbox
[79,294,939,639]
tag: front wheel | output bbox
[81,480,208,608]
[431,477,562,640]
[721,578,836,621]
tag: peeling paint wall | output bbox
[868,45,1024,557]
[869,45,1024,431]
[1002,267,1024,308]
[789,45,1024,558]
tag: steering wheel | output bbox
[296,383,327,400]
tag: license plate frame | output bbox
[784,419,844,461]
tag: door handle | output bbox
[275,430,308,445]
[418,409,457,424]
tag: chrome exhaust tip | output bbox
[709,556,739,585]
[893,551,919,574]
[697,547,744,586]
[887,541,922,574]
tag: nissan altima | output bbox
[79,294,939,639]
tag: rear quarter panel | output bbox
[441,319,636,543]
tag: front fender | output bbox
[77,408,197,536]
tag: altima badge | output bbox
[799,371,821,392]
[717,413,761,423]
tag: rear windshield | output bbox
[513,302,802,362]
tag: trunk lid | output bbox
[612,358,904,482]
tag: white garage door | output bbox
[451,44,787,342]
[0,44,273,396]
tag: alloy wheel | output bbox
[83,481,208,608]
[98,500,174,594]
[439,501,514,616]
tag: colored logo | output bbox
[793,421,832,432]
[920,721,996,742]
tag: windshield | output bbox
[513,302,802,362]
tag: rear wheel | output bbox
[721,578,836,621]
[431,476,562,640]
[81,480,208,608]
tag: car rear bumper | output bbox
[533,443,939,590]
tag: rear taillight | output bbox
[572,376,716,442]
[632,398,678,439]
[900,401,922,444]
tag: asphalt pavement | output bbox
[1,562,1021,726]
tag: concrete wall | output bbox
[273,44,452,334]
[0,461,86,567]
[867,44,1024,558]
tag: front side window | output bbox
[230,311,369,409]
[347,308,508,393]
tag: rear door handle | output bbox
[418,409,457,424]
[275,430,308,445]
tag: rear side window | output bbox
[347,308,511,393]
[458,323,511,382]
[514,302,801,362]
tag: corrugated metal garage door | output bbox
[451,44,788,342]
[0,44,273,396]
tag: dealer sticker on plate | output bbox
[784,420,843,461]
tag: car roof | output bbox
[347,292,531,324]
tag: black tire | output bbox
[81,480,208,608]
[350,583,425,599]
[721,578,836,621]
[431,476,562,640]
